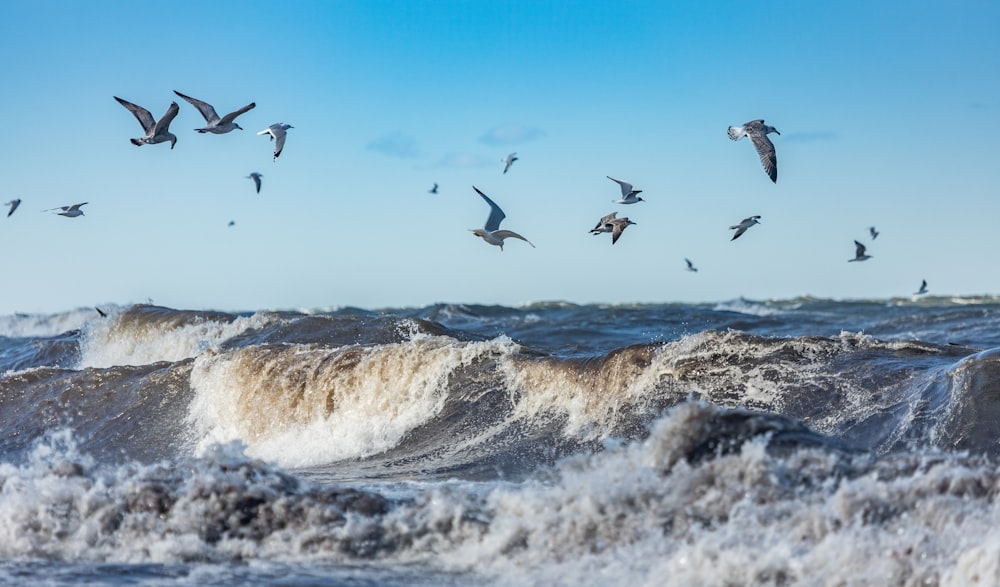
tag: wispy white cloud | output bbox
[437,152,494,168]
[367,132,420,158]
[478,124,545,146]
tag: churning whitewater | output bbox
[3,298,1000,585]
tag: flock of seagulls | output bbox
[449,117,928,297]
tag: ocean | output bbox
[2,297,1000,586]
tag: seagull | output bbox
[849,240,872,262]
[590,212,635,244]
[470,186,535,251]
[728,119,780,182]
[685,258,698,272]
[95,307,108,318]
[5,199,20,217]
[429,183,439,194]
[47,202,88,218]
[608,176,644,204]
[257,123,293,161]
[114,97,179,149]
[247,172,262,194]
[729,215,761,240]
[869,226,879,240]
[227,220,236,227]
[915,280,928,295]
[503,153,518,174]
[173,90,255,134]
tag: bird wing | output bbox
[611,221,629,244]
[473,186,506,231]
[747,129,778,182]
[731,226,748,240]
[607,176,633,197]
[251,174,262,193]
[70,202,88,211]
[173,91,220,124]
[7,199,20,217]
[854,240,867,256]
[115,96,156,133]
[219,102,256,125]
[493,230,534,248]
[593,212,618,230]
[153,101,180,135]
[727,125,746,141]
[272,127,287,159]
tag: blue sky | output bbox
[1,1,998,314]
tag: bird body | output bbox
[429,183,439,194]
[916,280,928,295]
[728,119,780,182]
[685,258,698,272]
[729,215,762,240]
[258,123,293,160]
[5,199,21,217]
[114,97,179,148]
[869,226,879,240]
[470,187,534,250]
[849,240,872,262]
[174,90,255,134]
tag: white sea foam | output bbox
[712,298,786,317]
[186,335,523,467]
[0,307,104,339]
[77,312,278,369]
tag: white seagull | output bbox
[503,153,518,174]
[173,90,256,134]
[470,186,535,251]
[915,280,928,295]
[869,226,879,240]
[608,176,644,204]
[5,199,21,218]
[114,97,180,149]
[47,202,88,218]
[685,258,698,272]
[728,119,780,183]
[247,172,263,194]
[257,123,293,161]
[729,215,761,240]
[849,240,872,262]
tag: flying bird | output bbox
[247,172,263,194]
[590,212,635,244]
[227,220,236,227]
[728,119,780,182]
[685,258,698,272]
[95,307,108,318]
[915,280,928,295]
[849,240,872,262]
[869,226,879,240]
[257,123,293,161]
[607,176,644,204]
[429,183,439,194]
[470,186,535,251]
[729,215,761,240]
[173,90,255,134]
[503,153,518,174]
[47,202,88,218]
[114,97,180,149]
[5,199,20,217]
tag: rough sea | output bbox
[3,297,1000,586]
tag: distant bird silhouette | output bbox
[915,279,928,295]
[685,258,698,272]
[607,176,644,204]
[849,240,872,262]
[257,123,293,161]
[227,220,236,227]
[114,97,179,149]
[470,186,534,250]
[247,172,262,194]
[174,90,255,134]
[728,119,780,182]
[869,226,879,240]
[5,199,20,218]
[429,183,439,194]
[729,215,761,240]
[503,153,518,174]
[95,307,108,318]
[47,202,88,218]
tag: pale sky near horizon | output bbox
[1,1,998,315]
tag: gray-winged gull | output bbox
[174,90,256,134]
[728,119,780,182]
[114,97,179,148]
[470,186,535,250]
